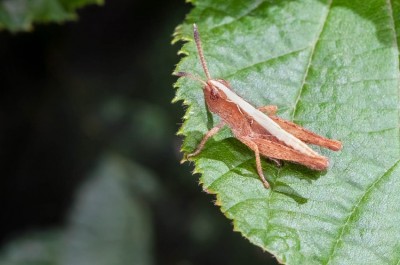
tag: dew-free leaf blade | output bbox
[174,0,400,264]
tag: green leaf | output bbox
[61,154,156,265]
[0,0,103,32]
[0,155,156,265]
[0,230,62,265]
[174,0,400,264]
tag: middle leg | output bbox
[239,137,270,189]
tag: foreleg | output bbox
[186,121,225,159]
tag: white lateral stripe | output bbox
[210,80,319,157]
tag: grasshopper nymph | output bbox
[175,24,342,188]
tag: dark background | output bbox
[0,0,277,264]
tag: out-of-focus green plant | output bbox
[0,0,103,32]
[0,155,157,265]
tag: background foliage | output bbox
[1,0,399,264]
[0,0,276,264]
[174,0,400,264]
[0,0,103,32]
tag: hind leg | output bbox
[257,105,278,115]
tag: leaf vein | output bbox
[385,0,400,162]
[224,197,267,214]
[269,208,341,226]
[291,0,333,120]
[225,47,310,78]
[207,156,255,189]
[325,159,400,265]
[388,0,400,262]
[386,0,400,164]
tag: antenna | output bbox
[173,71,208,86]
[193,24,211,80]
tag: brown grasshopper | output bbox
[175,24,342,189]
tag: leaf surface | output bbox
[174,0,400,264]
[0,0,103,32]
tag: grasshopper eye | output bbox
[208,85,219,100]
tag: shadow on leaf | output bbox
[273,181,308,204]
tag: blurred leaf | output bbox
[0,155,157,265]
[99,98,172,158]
[0,230,61,265]
[174,0,400,264]
[0,0,103,32]
[61,154,156,265]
